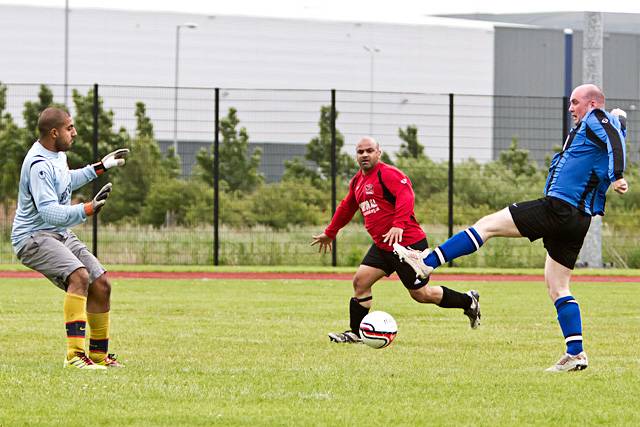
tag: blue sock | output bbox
[425,227,484,269]
[555,296,583,355]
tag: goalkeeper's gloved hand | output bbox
[610,108,627,132]
[84,182,112,216]
[93,148,130,175]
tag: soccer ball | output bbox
[359,311,398,349]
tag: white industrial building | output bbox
[1,5,638,178]
[1,4,498,172]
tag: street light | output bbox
[173,22,198,155]
[363,45,380,135]
[64,0,69,107]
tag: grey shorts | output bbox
[16,230,106,291]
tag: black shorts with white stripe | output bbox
[509,196,591,269]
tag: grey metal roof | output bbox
[437,12,640,35]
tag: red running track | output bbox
[1,270,639,282]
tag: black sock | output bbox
[349,297,370,334]
[438,287,472,309]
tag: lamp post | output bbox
[64,0,69,107]
[173,22,198,155]
[363,45,380,135]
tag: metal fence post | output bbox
[92,83,99,256]
[562,96,569,141]
[214,88,220,266]
[448,93,454,267]
[331,89,337,267]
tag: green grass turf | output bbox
[1,263,640,277]
[1,277,639,426]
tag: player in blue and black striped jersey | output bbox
[394,84,628,372]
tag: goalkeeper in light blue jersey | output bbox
[11,107,129,369]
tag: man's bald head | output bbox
[355,136,382,172]
[38,107,70,139]
[569,84,606,124]
[576,84,605,106]
[358,136,380,150]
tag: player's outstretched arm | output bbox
[71,148,130,191]
[311,233,333,253]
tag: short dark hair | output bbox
[37,107,70,138]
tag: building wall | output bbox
[0,5,496,169]
[493,26,640,165]
[0,5,495,94]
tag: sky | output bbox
[2,0,640,19]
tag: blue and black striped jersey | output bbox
[544,108,626,216]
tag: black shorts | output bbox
[508,196,591,269]
[361,238,429,290]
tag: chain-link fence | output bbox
[0,83,638,267]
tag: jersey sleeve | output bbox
[588,110,626,180]
[30,162,87,227]
[381,167,416,229]
[324,176,359,239]
[70,164,98,190]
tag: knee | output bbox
[547,286,567,302]
[546,281,570,301]
[90,275,112,300]
[67,268,90,293]
[352,276,369,294]
[473,214,495,239]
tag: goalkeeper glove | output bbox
[93,148,130,175]
[84,182,112,216]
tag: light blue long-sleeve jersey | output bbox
[544,108,626,216]
[11,141,98,253]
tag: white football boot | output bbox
[392,243,433,279]
[545,352,589,372]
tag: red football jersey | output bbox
[324,162,426,251]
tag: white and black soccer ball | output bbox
[359,311,398,349]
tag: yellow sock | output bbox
[63,293,87,360]
[88,311,110,363]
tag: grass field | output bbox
[1,276,639,426]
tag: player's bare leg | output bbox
[395,207,521,279]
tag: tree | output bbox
[396,125,425,160]
[68,88,129,170]
[381,151,394,165]
[195,107,262,192]
[0,83,6,129]
[0,82,27,217]
[21,85,66,145]
[101,102,178,223]
[283,105,357,183]
[498,138,537,177]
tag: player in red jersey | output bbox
[312,137,480,343]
